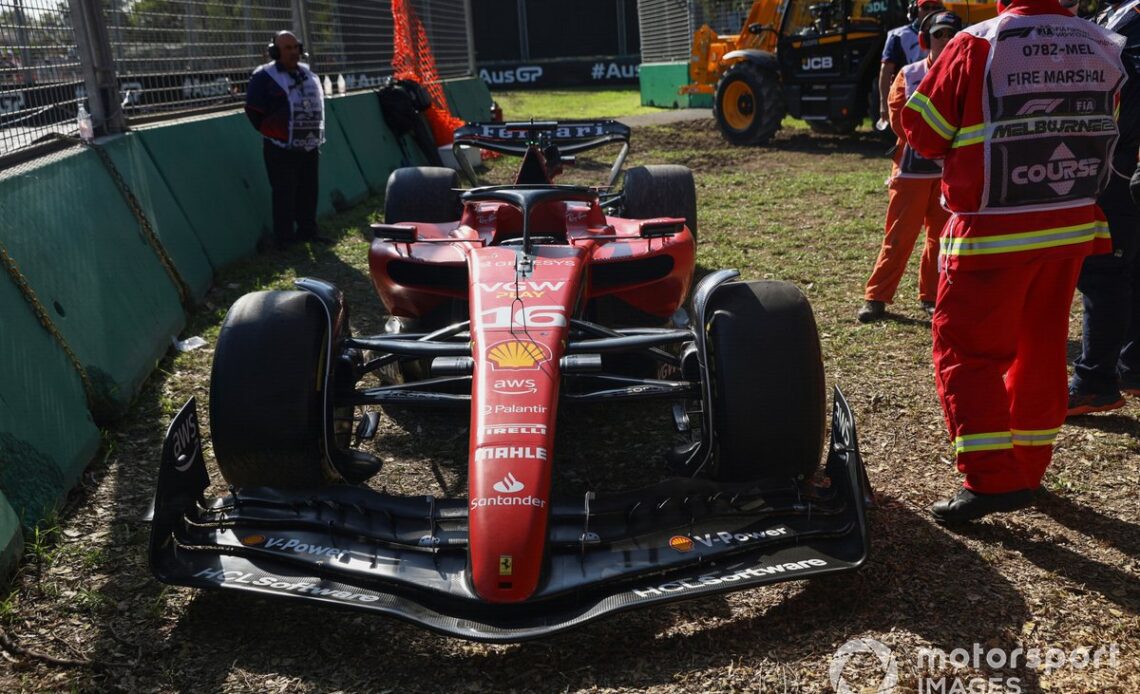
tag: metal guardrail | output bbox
[0,0,474,162]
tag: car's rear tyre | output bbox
[383,166,461,223]
[621,164,698,240]
[705,280,825,482]
[714,63,785,146]
[210,290,333,488]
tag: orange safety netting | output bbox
[391,0,465,146]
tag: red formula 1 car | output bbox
[149,120,869,641]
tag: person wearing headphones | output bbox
[901,0,1125,524]
[1066,0,1140,415]
[858,11,961,323]
[244,30,330,249]
[878,0,945,126]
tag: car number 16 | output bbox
[480,305,567,329]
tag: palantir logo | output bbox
[829,637,898,693]
[493,472,525,494]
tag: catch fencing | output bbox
[0,0,473,162]
[638,0,755,62]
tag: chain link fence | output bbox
[638,0,755,63]
[0,0,473,161]
[0,0,84,153]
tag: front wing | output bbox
[149,389,869,642]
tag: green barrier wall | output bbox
[0,148,185,421]
[317,107,370,215]
[326,92,403,193]
[99,134,214,300]
[137,115,271,268]
[0,258,101,531]
[0,82,478,579]
[442,77,492,122]
[0,493,20,583]
[639,62,711,108]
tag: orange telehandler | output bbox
[682,0,996,144]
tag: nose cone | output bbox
[468,451,550,602]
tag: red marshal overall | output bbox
[863,58,948,306]
[901,0,1126,493]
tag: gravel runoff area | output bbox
[1,118,1137,693]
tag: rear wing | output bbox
[452,120,632,187]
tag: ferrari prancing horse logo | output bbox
[499,555,513,576]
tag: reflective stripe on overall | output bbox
[898,60,943,178]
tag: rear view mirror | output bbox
[369,223,418,242]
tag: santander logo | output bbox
[493,473,525,494]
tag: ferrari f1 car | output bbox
[150,120,869,641]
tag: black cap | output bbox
[928,11,963,34]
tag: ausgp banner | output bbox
[478,58,639,89]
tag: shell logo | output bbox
[486,339,549,370]
[241,535,266,546]
[668,535,694,553]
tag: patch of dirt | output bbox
[2,120,1137,693]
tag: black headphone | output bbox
[919,11,961,50]
[267,31,303,61]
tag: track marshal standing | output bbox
[245,30,329,249]
[1067,0,1140,415]
[878,0,945,126]
[901,0,1125,523]
[858,11,961,323]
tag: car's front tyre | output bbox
[704,280,825,483]
[210,290,334,488]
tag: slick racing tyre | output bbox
[621,165,698,240]
[714,63,785,146]
[383,166,461,223]
[704,280,825,482]
[210,290,334,488]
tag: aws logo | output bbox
[493,377,537,395]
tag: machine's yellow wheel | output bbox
[713,62,785,146]
[721,80,755,131]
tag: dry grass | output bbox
[1,120,1137,693]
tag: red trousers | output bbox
[931,257,1083,493]
[865,176,947,304]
